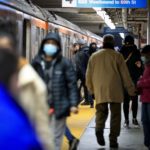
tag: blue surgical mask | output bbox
[43,44,58,56]
[141,56,146,63]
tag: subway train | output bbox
[0,0,102,61]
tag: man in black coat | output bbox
[32,32,79,150]
[120,35,143,128]
[74,39,94,108]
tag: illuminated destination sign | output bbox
[62,0,147,8]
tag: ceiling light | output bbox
[93,8,116,29]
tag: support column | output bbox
[147,0,150,44]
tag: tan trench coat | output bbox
[86,49,135,104]
[19,60,54,150]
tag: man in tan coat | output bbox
[86,34,135,148]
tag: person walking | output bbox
[0,49,43,150]
[86,34,135,148]
[74,39,94,107]
[120,35,143,128]
[32,32,79,150]
[137,45,150,150]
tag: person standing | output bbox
[137,45,150,150]
[32,32,79,150]
[120,35,143,128]
[86,34,135,148]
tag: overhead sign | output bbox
[62,0,147,8]
[103,27,129,34]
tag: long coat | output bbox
[86,49,135,104]
[18,59,54,150]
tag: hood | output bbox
[89,43,97,55]
[38,32,62,56]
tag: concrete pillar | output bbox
[147,0,150,44]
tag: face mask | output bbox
[141,56,150,64]
[43,44,58,56]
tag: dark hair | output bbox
[0,49,18,87]
[141,45,150,54]
[0,17,17,49]
[103,34,115,49]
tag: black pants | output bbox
[123,92,138,121]
[79,79,93,105]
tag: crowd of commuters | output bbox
[0,18,150,150]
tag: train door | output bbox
[23,19,31,61]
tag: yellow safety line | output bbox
[62,105,95,150]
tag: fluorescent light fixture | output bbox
[119,33,125,39]
[93,8,116,29]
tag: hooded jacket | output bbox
[32,32,79,119]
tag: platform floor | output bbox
[78,103,147,150]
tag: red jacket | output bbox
[137,64,150,103]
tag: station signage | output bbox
[62,0,147,8]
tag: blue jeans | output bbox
[142,103,150,147]
[65,126,74,141]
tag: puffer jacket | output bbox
[137,64,150,103]
[32,33,79,119]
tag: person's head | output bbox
[124,35,134,46]
[89,42,97,55]
[0,49,19,97]
[141,45,150,64]
[71,43,80,54]
[0,18,17,51]
[103,34,115,49]
[76,39,87,49]
[39,32,61,59]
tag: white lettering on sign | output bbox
[88,0,115,4]
[120,0,130,4]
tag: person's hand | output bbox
[70,107,78,114]
[135,61,142,68]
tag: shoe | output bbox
[90,104,94,108]
[96,130,105,146]
[110,142,119,148]
[81,101,90,105]
[132,119,140,128]
[124,120,129,128]
[69,138,79,150]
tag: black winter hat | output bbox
[141,45,150,54]
[124,35,134,45]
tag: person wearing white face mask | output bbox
[32,32,79,150]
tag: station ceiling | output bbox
[32,0,148,39]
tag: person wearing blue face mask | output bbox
[32,32,79,150]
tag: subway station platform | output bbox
[78,103,147,150]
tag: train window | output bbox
[23,19,31,61]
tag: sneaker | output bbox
[132,119,140,128]
[124,120,129,128]
[81,101,90,105]
[69,138,79,150]
[96,130,105,146]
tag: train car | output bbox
[0,0,102,61]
